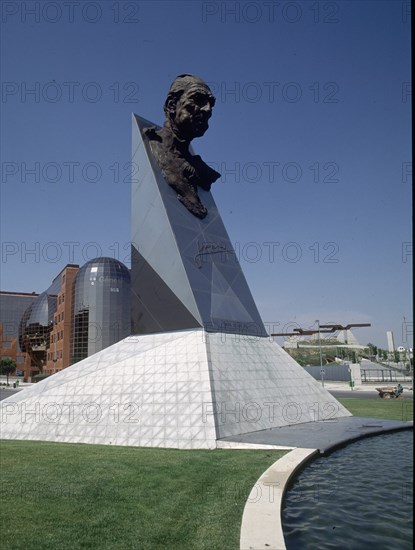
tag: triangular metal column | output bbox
[131,114,267,337]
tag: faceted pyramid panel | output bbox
[131,114,267,337]
[0,330,351,449]
[1,331,216,449]
[206,332,352,438]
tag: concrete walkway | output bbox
[240,448,318,550]
[221,415,412,453]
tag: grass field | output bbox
[0,443,285,550]
[338,397,413,422]
[0,397,412,549]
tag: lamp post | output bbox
[54,321,58,374]
[50,320,57,374]
[316,319,324,387]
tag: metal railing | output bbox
[361,369,412,383]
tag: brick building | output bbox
[1,258,131,381]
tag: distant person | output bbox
[394,383,403,397]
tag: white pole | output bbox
[317,320,324,387]
[53,320,57,374]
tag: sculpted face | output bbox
[173,85,216,141]
[148,75,220,218]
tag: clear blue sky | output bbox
[0,0,412,348]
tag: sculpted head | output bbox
[164,74,216,142]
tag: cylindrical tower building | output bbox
[71,257,131,364]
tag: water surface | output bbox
[282,430,413,549]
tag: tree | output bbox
[0,358,17,386]
[367,343,378,357]
[337,347,345,359]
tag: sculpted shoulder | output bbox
[142,74,221,219]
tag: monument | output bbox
[131,74,268,337]
[0,75,351,449]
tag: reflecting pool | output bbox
[282,430,413,549]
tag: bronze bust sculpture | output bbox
[144,74,221,219]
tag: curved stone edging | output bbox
[217,441,295,451]
[239,447,318,550]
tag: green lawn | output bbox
[1,397,412,549]
[0,442,285,550]
[338,397,413,422]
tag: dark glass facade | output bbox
[71,257,131,364]
[0,292,38,350]
[18,291,58,371]
[18,272,61,352]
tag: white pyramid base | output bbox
[0,330,351,449]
